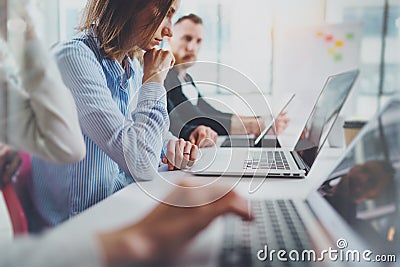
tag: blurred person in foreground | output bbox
[0,3,252,266]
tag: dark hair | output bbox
[80,0,174,60]
[175,13,203,26]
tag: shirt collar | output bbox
[101,56,135,87]
[86,28,135,86]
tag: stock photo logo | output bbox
[122,61,277,207]
[257,238,396,264]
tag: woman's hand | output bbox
[142,49,175,84]
[162,139,198,171]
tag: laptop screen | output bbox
[294,69,359,168]
[318,100,400,253]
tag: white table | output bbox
[56,140,344,266]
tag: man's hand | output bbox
[189,125,218,147]
[162,139,198,171]
[98,181,253,266]
[231,113,290,138]
[230,115,265,137]
[142,49,175,84]
[0,144,21,188]
[268,111,290,136]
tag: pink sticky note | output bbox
[325,35,334,42]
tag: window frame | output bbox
[1,0,8,143]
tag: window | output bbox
[59,0,86,41]
[176,0,274,95]
[0,0,7,142]
[326,0,400,97]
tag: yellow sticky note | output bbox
[335,40,344,47]
[328,48,335,55]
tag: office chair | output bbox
[2,152,31,235]
[2,182,28,235]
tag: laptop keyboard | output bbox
[243,151,290,171]
[220,199,312,267]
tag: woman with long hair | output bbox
[31,0,199,227]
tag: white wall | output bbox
[6,0,399,125]
[176,0,274,95]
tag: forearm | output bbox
[231,115,267,135]
[5,39,85,162]
[79,84,169,181]
[98,227,154,267]
[124,83,170,179]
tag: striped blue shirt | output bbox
[31,32,172,226]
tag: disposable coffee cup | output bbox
[343,120,367,147]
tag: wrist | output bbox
[122,228,156,263]
[98,227,155,266]
[143,76,163,85]
[230,115,246,134]
[25,25,36,40]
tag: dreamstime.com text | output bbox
[257,239,396,263]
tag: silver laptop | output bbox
[219,99,400,267]
[220,94,295,148]
[191,69,359,178]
